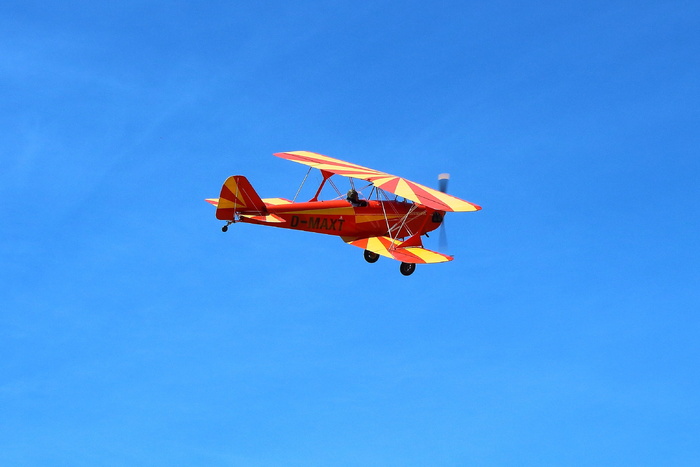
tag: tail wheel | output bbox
[399,262,416,276]
[364,250,380,263]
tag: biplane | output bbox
[206,151,481,275]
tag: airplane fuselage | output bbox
[239,199,443,239]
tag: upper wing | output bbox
[274,151,481,212]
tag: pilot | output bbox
[346,188,367,207]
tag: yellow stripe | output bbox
[240,214,285,223]
[222,178,246,208]
[364,237,398,259]
[393,178,417,201]
[288,151,379,175]
[292,151,335,162]
[217,198,238,209]
[262,198,292,205]
[370,175,395,185]
[405,247,452,263]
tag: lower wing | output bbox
[342,236,453,264]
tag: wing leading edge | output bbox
[274,151,481,213]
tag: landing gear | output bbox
[400,262,416,276]
[222,221,233,232]
[364,250,380,263]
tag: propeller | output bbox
[438,173,449,194]
[437,173,450,251]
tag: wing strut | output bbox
[310,170,333,202]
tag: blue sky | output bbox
[2,1,699,465]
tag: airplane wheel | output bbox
[400,262,416,276]
[222,225,228,232]
[364,250,379,263]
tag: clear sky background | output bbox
[2,1,699,465]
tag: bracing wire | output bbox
[292,167,312,203]
[379,190,393,242]
[233,180,240,221]
[368,186,376,200]
[328,177,343,198]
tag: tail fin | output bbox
[215,175,266,220]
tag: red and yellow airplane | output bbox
[206,151,481,275]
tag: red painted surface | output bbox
[225,199,443,240]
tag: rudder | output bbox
[215,175,266,220]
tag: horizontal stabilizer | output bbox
[239,213,286,223]
[262,197,293,206]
